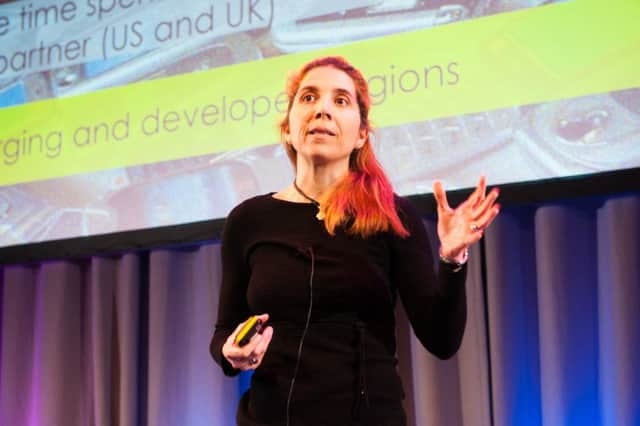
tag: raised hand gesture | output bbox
[433,176,500,261]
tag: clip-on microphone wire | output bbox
[285,246,315,426]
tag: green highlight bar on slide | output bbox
[1,0,639,186]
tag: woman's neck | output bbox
[294,161,348,200]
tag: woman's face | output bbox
[285,66,367,168]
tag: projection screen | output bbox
[0,0,638,250]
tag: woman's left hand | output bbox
[433,176,500,260]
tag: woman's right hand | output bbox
[222,313,274,371]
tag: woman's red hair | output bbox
[279,56,409,238]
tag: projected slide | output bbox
[0,0,639,248]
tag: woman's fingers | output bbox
[225,336,262,369]
[472,187,500,221]
[458,176,487,208]
[466,176,486,208]
[433,181,451,212]
[241,327,273,369]
[252,326,274,361]
[223,314,272,370]
[222,322,249,364]
[474,203,501,231]
[453,177,488,218]
[439,178,499,253]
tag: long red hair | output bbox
[279,56,409,238]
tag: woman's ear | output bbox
[355,128,367,149]
[283,124,291,143]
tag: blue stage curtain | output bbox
[1,193,638,426]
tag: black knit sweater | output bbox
[210,194,467,426]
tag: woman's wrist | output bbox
[439,246,469,265]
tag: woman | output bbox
[210,56,500,426]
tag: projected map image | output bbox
[379,88,640,189]
[1,0,638,248]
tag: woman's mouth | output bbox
[308,127,336,136]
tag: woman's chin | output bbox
[299,151,350,168]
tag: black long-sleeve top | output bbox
[210,194,467,426]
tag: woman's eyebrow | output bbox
[298,85,319,94]
[333,88,354,99]
[298,85,354,99]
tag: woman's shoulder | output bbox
[222,194,277,242]
[393,193,422,222]
[393,193,411,209]
[225,193,276,222]
[231,192,274,210]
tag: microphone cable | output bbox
[285,246,315,426]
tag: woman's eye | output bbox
[336,97,348,105]
[301,93,315,102]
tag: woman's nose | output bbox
[314,96,333,120]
